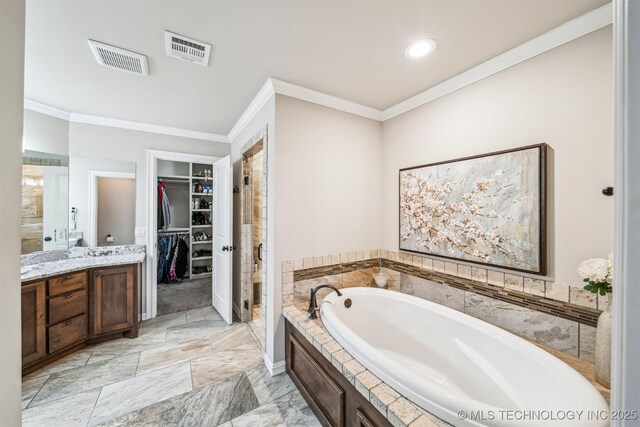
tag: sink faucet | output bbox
[308,285,342,320]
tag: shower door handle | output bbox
[258,243,263,261]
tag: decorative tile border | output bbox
[381,259,601,328]
[294,259,380,281]
[281,249,604,328]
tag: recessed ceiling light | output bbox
[405,39,437,59]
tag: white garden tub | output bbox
[320,287,608,427]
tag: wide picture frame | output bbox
[399,143,547,275]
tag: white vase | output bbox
[595,294,611,388]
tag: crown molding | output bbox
[24,99,229,143]
[69,112,229,143]
[23,99,70,121]
[24,4,612,143]
[382,2,613,121]
[270,78,383,122]
[227,79,276,143]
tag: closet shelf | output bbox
[159,175,190,181]
[191,176,213,181]
[191,272,212,279]
[192,224,212,228]
[192,256,212,261]
[192,193,213,196]
[192,240,212,245]
[192,209,211,212]
[159,228,190,233]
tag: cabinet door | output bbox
[90,266,134,337]
[22,281,46,366]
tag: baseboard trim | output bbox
[263,353,287,376]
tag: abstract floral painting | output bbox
[399,144,546,274]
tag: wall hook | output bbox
[233,185,240,194]
[602,187,614,196]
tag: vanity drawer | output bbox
[48,314,87,353]
[49,272,87,296]
[48,289,87,325]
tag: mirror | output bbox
[68,157,136,248]
[21,150,70,254]
[20,153,137,254]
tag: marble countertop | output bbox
[21,245,146,282]
[283,303,610,427]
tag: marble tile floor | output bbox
[22,306,320,427]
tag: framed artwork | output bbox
[399,143,547,275]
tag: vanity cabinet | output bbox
[90,266,136,337]
[21,281,46,365]
[21,264,139,374]
[285,320,392,427]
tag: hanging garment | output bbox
[158,181,172,230]
[168,238,180,282]
[175,238,189,279]
[157,235,172,283]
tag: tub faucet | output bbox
[308,285,342,320]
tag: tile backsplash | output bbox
[281,249,605,363]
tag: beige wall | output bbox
[381,28,614,286]
[273,95,383,361]
[230,96,276,361]
[0,0,25,424]
[97,177,136,246]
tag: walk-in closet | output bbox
[156,159,215,315]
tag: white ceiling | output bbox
[25,0,608,135]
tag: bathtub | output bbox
[320,287,608,427]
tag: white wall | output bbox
[69,123,230,317]
[381,28,613,286]
[273,95,383,362]
[69,157,135,247]
[68,122,230,245]
[0,1,25,424]
[23,109,69,155]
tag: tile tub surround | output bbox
[282,304,609,427]
[282,250,603,362]
[22,305,320,427]
[21,244,146,281]
[284,250,603,322]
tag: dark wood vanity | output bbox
[285,320,392,427]
[21,264,139,375]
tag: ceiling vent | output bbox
[88,40,149,76]
[164,31,212,66]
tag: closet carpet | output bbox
[157,278,212,316]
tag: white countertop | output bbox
[21,245,146,282]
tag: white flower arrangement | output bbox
[577,254,613,295]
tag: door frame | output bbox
[145,150,220,320]
[88,171,135,248]
[238,127,269,350]
[611,0,640,420]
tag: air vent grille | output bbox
[165,31,212,66]
[88,40,149,76]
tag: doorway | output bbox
[146,150,234,324]
[90,172,135,247]
[240,129,268,350]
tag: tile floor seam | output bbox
[86,386,104,426]
[26,355,142,410]
[23,375,51,410]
